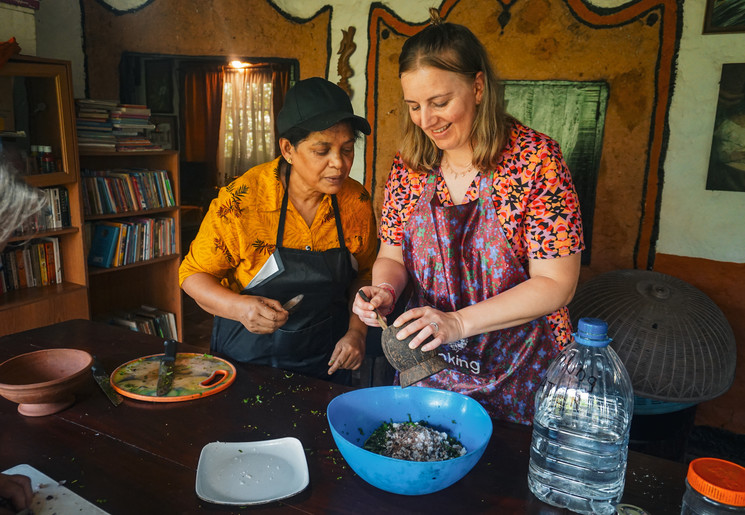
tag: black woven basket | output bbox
[568,269,736,403]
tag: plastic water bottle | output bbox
[528,317,634,514]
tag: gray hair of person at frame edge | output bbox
[0,159,47,248]
[397,7,512,173]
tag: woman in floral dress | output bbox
[353,11,584,424]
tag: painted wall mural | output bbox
[82,0,681,271]
[366,0,680,273]
[48,0,744,433]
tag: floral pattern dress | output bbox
[382,121,584,424]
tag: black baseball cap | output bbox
[277,77,371,137]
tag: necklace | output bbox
[441,155,477,178]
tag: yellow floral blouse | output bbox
[179,157,377,293]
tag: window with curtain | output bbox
[217,68,275,186]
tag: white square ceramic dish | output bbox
[195,437,309,505]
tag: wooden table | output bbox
[0,320,687,514]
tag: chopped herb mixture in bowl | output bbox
[364,420,467,461]
[327,386,492,495]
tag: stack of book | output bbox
[75,100,162,152]
[0,237,62,293]
[108,305,178,340]
[110,104,161,152]
[86,217,176,269]
[80,168,176,216]
[75,99,117,152]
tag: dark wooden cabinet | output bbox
[0,55,89,336]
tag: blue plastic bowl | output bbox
[327,386,493,495]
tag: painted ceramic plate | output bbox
[195,438,309,505]
[110,352,236,402]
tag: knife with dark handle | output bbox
[91,357,123,406]
[357,289,388,329]
[156,339,178,396]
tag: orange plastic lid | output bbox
[687,457,745,506]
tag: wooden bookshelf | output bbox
[79,150,183,340]
[0,56,89,337]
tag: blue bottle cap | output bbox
[573,317,612,347]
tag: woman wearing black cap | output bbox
[180,77,376,383]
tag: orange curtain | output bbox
[271,69,291,155]
[181,66,225,187]
[182,63,290,187]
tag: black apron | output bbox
[211,167,357,381]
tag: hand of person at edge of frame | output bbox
[352,286,394,327]
[327,330,365,375]
[0,473,33,515]
[392,307,464,353]
[237,295,289,334]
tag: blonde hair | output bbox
[398,8,512,172]
[0,161,47,246]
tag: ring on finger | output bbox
[429,321,439,334]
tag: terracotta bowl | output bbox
[0,348,93,416]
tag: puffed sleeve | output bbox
[522,136,584,259]
[379,152,423,246]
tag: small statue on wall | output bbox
[337,26,356,98]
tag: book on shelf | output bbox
[107,304,177,340]
[85,217,175,268]
[78,142,117,152]
[77,131,116,141]
[14,249,27,288]
[11,186,70,237]
[59,187,71,227]
[113,104,151,115]
[76,120,113,130]
[111,112,151,120]
[0,238,63,293]
[81,168,175,215]
[111,116,156,130]
[1,251,18,291]
[78,111,110,120]
[49,188,62,230]
[76,98,118,110]
[41,237,62,284]
[137,304,178,340]
[37,241,49,286]
[88,222,120,268]
[103,221,126,267]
